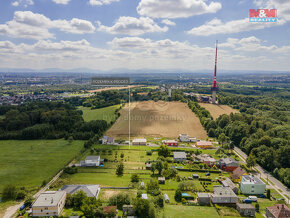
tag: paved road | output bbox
[3,161,74,218]
[234,147,290,202]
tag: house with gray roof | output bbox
[218,158,239,172]
[101,136,114,144]
[173,152,187,162]
[60,185,100,198]
[197,193,211,205]
[211,186,238,204]
[80,156,100,167]
[221,178,239,194]
[32,191,66,217]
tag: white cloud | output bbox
[0,11,95,39]
[161,19,176,26]
[137,0,222,18]
[187,17,286,36]
[263,0,290,21]
[52,0,71,5]
[12,0,34,7]
[97,16,168,36]
[0,37,289,71]
[89,0,119,6]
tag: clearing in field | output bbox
[0,139,83,192]
[161,205,220,218]
[107,101,207,139]
[80,105,121,123]
[199,103,239,120]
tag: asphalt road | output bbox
[234,146,290,202]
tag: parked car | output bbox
[248,196,258,202]
[242,199,253,203]
[205,172,210,176]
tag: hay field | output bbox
[199,103,239,120]
[107,101,207,139]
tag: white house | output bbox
[240,175,266,195]
[80,156,100,167]
[32,191,66,217]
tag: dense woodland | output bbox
[0,102,108,140]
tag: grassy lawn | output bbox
[161,205,220,218]
[80,105,121,123]
[0,139,83,192]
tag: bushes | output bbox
[109,193,131,210]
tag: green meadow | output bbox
[79,105,121,123]
[0,139,83,192]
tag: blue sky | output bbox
[0,0,289,71]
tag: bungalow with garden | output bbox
[231,167,247,183]
[240,175,266,195]
[163,140,178,147]
[266,204,290,218]
[196,141,213,149]
[60,185,100,199]
[236,203,255,217]
[218,158,239,172]
[123,205,135,216]
[197,193,211,205]
[173,152,187,162]
[80,156,101,167]
[31,191,66,217]
[132,138,147,145]
[211,186,238,204]
[101,136,114,144]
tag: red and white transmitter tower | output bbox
[211,40,219,104]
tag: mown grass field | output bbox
[160,205,220,218]
[79,105,121,123]
[199,103,239,120]
[0,139,83,192]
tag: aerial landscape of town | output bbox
[0,0,289,218]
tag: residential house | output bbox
[231,167,247,183]
[218,158,239,172]
[132,138,147,145]
[179,134,190,142]
[211,186,238,204]
[221,178,239,194]
[173,152,187,162]
[266,204,290,218]
[236,203,255,217]
[197,193,211,205]
[158,177,165,184]
[101,136,114,145]
[196,141,213,149]
[32,191,66,217]
[163,140,178,147]
[80,156,100,167]
[60,185,100,198]
[240,175,266,195]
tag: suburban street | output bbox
[3,161,75,218]
[234,146,290,202]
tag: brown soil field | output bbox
[88,85,142,93]
[107,101,208,139]
[199,103,239,120]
